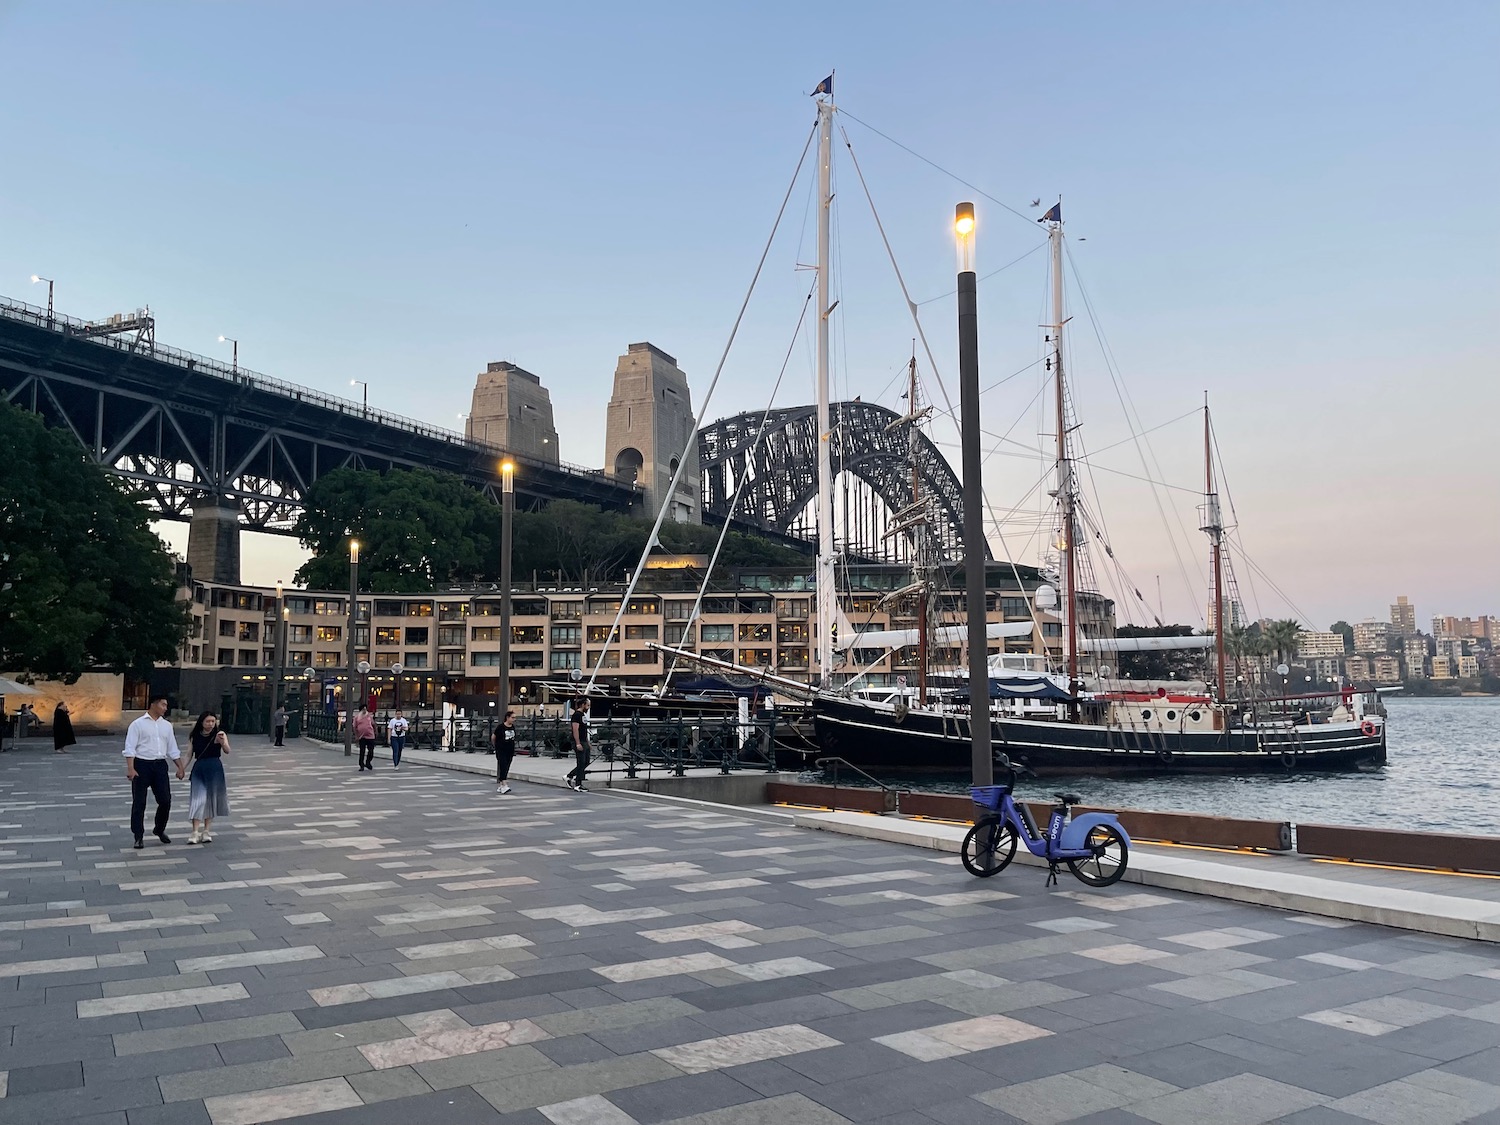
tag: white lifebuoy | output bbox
[1360,719,1378,737]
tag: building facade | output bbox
[1390,595,1417,636]
[1297,631,1346,660]
[466,361,560,465]
[1352,620,1392,655]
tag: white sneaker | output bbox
[576,783,588,793]
[566,778,578,791]
[499,784,511,794]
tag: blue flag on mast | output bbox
[1038,203,1061,223]
[812,74,834,97]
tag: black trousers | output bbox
[566,746,590,782]
[359,738,375,768]
[274,724,285,746]
[496,743,515,782]
[130,759,172,839]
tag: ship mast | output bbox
[814,87,837,690]
[1202,397,1228,703]
[908,353,929,706]
[1045,206,1079,710]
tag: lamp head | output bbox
[350,539,360,563]
[954,201,976,273]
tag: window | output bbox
[438,602,469,622]
[551,625,581,646]
[1042,623,1062,638]
[313,651,340,667]
[854,648,887,666]
[702,597,736,615]
[663,601,694,621]
[664,623,688,645]
[550,651,582,671]
[471,626,500,642]
[218,620,236,637]
[289,624,313,644]
[624,649,657,666]
[738,596,771,614]
[738,623,770,642]
[511,651,544,669]
[406,601,433,617]
[625,624,658,641]
[739,649,772,667]
[290,650,312,667]
[317,625,342,643]
[587,599,622,617]
[780,649,809,668]
[355,601,369,623]
[701,624,733,644]
[625,598,658,615]
[313,599,344,616]
[374,652,398,668]
[238,622,259,641]
[586,625,613,644]
[512,626,544,644]
[775,598,809,619]
[237,649,257,666]
[847,595,880,614]
[354,626,370,647]
[703,648,734,664]
[472,652,501,666]
[216,647,234,665]
[376,627,400,646]
[404,627,429,646]
[437,652,465,672]
[286,596,313,615]
[438,626,465,647]
[550,600,583,620]
[374,600,403,618]
[1000,596,1029,618]
[587,650,621,668]
[513,598,547,617]
[777,623,809,645]
[403,652,429,669]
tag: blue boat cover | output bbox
[951,677,1073,703]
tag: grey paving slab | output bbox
[8,736,1500,1125]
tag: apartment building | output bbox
[1402,635,1429,679]
[1297,631,1346,659]
[164,563,1115,715]
[1390,595,1417,636]
[1352,621,1393,655]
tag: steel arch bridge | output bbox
[698,400,988,564]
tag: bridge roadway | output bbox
[0,296,637,529]
[1,732,1498,1124]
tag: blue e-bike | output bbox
[962,755,1130,887]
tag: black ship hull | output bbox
[809,697,1386,776]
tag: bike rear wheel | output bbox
[961,817,1018,878]
[1066,824,1128,887]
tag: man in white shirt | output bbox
[124,694,184,849]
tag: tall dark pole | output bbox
[344,541,359,756]
[956,202,993,788]
[498,462,515,726]
[272,580,286,710]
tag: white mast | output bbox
[1046,205,1079,705]
[814,88,837,689]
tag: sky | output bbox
[2,1,1496,632]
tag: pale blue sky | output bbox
[3,1,1495,629]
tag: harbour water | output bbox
[848,697,1500,835]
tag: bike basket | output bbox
[969,786,1006,810]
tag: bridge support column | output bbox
[187,499,242,585]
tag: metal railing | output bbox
[0,296,619,486]
[299,710,781,776]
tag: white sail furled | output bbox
[841,621,1034,651]
[1080,636,1216,653]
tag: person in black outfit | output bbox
[495,710,517,794]
[566,697,590,792]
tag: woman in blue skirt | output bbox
[186,711,231,844]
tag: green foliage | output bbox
[1113,624,1206,681]
[294,469,810,593]
[0,403,186,681]
[1329,620,1354,654]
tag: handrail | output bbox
[814,755,903,795]
[0,295,626,487]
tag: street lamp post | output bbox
[498,460,515,729]
[218,335,239,374]
[272,580,288,711]
[350,379,368,412]
[344,540,359,756]
[30,275,54,326]
[955,201,992,789]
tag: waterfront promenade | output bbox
[3,740,1500,1124]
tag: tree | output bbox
[0,403,186,681]
[1330,621,1354,654]
[294,467,502,593]
[1263,618,1302,666]
[1113,624,1206,682]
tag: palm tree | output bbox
[1224,623,1256,693]
[1264,618,1302,668]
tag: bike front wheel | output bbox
[1066,824,1129,887]
[961,817,1018,878]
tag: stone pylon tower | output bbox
[603,343,699,523]
[467,361,559,465]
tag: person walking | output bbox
[185,711,231,845]
[389,709,408,771]
[565,697,591,792]
[124,694,184,848]
[495,710,517,794]
[354,706,377,771]
[52,701,76,754]
[271,704,287,747]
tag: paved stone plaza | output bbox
[4,738,1500,1124]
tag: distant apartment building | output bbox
[1206,598,1244,633]
[1297,631,1346,659]
[1372,655,1402,684]
[1390,596,1417,636]
[1458,654,1481,679]
[1345,655,1373,683]
[1437,636,1468,661]
[1431,654,1454,679]
[1352,620,1392,655]
[1309,657,1342,683]
[1402,635,1429,679]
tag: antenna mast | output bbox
[814,86,837,690]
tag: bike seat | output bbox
[1053,792,1082,806]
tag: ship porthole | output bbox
[1140,709,1152,721]
[1165,710,1177,722]
[1188,711,1202,723]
